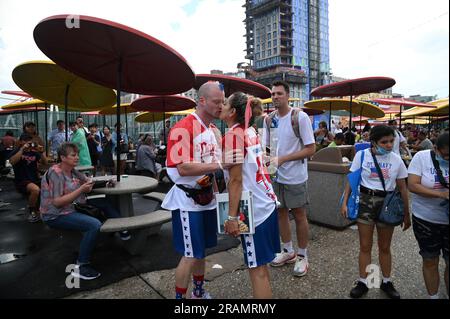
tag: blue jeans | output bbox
[45,198,122,264]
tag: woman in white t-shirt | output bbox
[220,92,280,299]
[408,132,449,299]
[341,125,410,299]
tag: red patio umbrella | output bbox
[131,95,196,144]
[194,74,271,99]
[311,76,396,130]
[34,14,195,181]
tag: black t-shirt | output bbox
[9,148,41,184]
[87,134,100,156]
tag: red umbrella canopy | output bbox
[33,15,195,95]
[194,74,271,99]
[1,90,32,98]
[311,77,396,97]
[373,98,435,108]
[131,95,196,112]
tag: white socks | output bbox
[382,277,391,284]
[282,242,294,253]
[359,277,368,285]
[298,248,308,259]
[429,294,439,299]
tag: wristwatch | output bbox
[227,215,239,221]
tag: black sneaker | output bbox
[119,231,131,241]
[380,281,401,299]
[72,264,101,280]
[350,281,369,298]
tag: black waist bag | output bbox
[176,184,214,206]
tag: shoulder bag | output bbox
[371,151,404,226]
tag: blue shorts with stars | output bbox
[241,208,280,268]
[172,209,217,259]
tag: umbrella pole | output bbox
[349,95,353,132]
[428,115,431,138]
[399,105,402,131]
[328,102,331,132]
[45,103,48,156]
[163,113,166,145]
[35,105,39,134]
[65,85,70,141]
[153,114,156,140]
[21,112,24,127]
[116,58,123,182]
[125,104,128,138]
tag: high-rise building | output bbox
[244,0,330,104]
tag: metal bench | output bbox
[143,192,166,203]
[100,210,172,255]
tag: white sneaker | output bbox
[270,250,296,267]
[293,256,309,277]
[191,291,212,299]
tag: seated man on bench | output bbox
[9,133,47,223]
[40,142,130,280]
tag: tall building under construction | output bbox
[244,0,330,104]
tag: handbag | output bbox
[371,151,404,226]
[340,150,365,220]
[176,174,216,206]
[73,202,107,223]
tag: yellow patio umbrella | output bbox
[167,108,195,116]
[398,98,449,118]
[135,112,171,140]
[98,103,133,115]
[304,99,385,130]
[134,112,169,123]
[12,60,116,140]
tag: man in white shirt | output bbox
[388,120,408,156]
[263,81,316,276]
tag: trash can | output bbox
[307,146,355,229]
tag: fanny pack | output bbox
[176,184,214,206]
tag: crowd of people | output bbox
[0,80,448,299]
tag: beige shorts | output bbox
[273,181,309,209]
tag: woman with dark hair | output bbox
[220,92,280,298]
[314,121,333,150]
[40,142,130,280]
[408,132,449,299]
[135,134,161,178]
[99,126,114,175]
[340,125,410,299]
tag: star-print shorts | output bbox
[241,208,280,268]
[172,209,217,259]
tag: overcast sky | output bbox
[0,0,448,103]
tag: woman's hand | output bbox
[224,219,240,237]
[401,213,411,231]
[80,181,94,194]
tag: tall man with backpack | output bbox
[263,81,316,276]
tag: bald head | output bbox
[198,81,224,100]
[196,81,225,123]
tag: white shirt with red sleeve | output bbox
[223,124,277,227]
[161,113,221,212]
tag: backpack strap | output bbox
[291,108,305,164]
[430,151,449,189]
